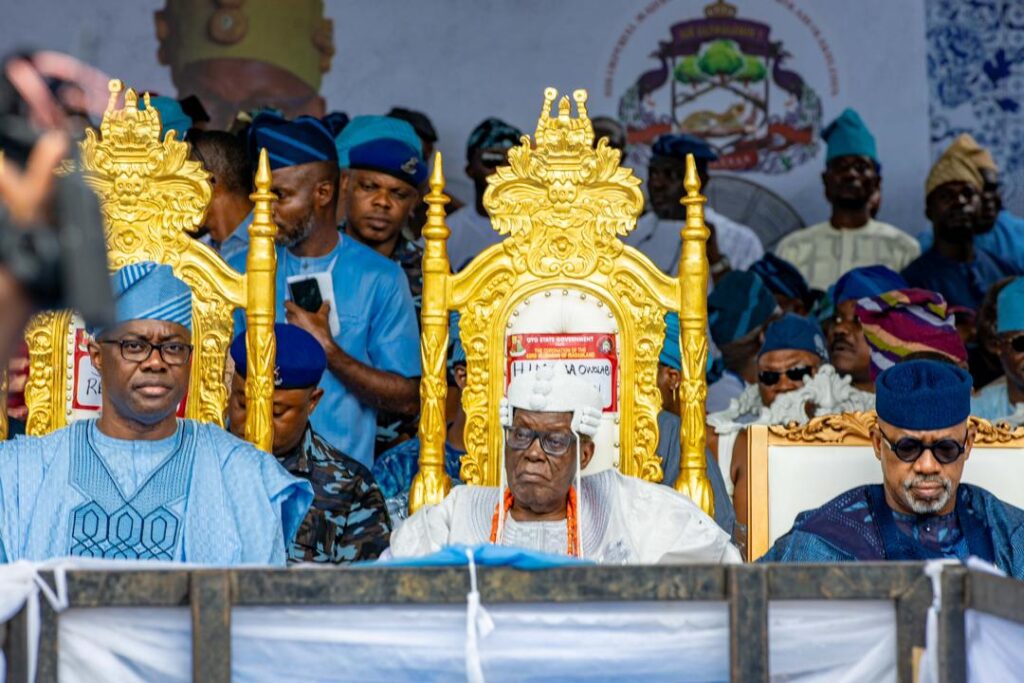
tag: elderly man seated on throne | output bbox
[389,369,741,564]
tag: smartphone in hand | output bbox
[288,277,323,313]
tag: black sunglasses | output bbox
[1007,334,1024,353]
[878,429,967,465]
[758,365,813,386]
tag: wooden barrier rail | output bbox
[1,562,946,683]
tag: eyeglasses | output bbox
[758,365,813,386]
[878,429,967,465]
[505,426,577,457]
[1006,334,1024,353]
[100,339,193,366]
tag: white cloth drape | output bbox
[57,600,896,682]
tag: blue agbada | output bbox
[759,484,1024,578]
[0,263,313,565]
[0,421,311,564]
[762,361,1024,576]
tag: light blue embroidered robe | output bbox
[0,419,313,566]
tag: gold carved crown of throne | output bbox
[410,87,715,516]
[21,80,278,450]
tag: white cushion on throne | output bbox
[506,288,619,474]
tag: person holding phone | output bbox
[231,113,420,469]
[444,117,523,271]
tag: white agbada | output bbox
[624,207,765,276]
[389,369,741,564]
[774,219,920,290]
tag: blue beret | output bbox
[875,359,972,430]
[349,137,427,187]
[335,115,422,169]
[651,134,718,162]
[997,278,1024,334]
[759,313,828,361]
[833,266,907,305]
[231,324,326,389]
[823,108,878,164]
[749,253,809,302]
[466,117,522,159]
[249,113,338,170]
[708,271,779,347]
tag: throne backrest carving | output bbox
[409,87,716,517]
[744,412,1024,560]
[23,80,279,451]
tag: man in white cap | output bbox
[0,262,313,565]
[389,368,740,564]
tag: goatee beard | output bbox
[900,473,952,514]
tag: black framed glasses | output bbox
[504,426,577,457]
[100,339,193,366]
[758,365,813,387]
[1007,334,1024,353]
[878,429,967,465]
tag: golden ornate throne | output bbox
[410,87,715,516]
[20,80,278,450]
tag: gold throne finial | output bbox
[80,79,210,265]
[484,87,643,279]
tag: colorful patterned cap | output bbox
[856,288,967,380]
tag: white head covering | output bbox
[497,367,604,555]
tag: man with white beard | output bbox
[761,360,1024,577]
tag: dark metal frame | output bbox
[2,563,932,683]
[933,567,1024,683]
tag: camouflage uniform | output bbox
[279,427,392,563]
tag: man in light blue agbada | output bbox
[0,262,313,564]
[231,113,421,467]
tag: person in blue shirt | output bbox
[189,130,253,263]
[972,277,1024,422]
[762,360,1024,577]
[230,113,421,468]
[373,313,467,524]
[902,140,1019,310]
